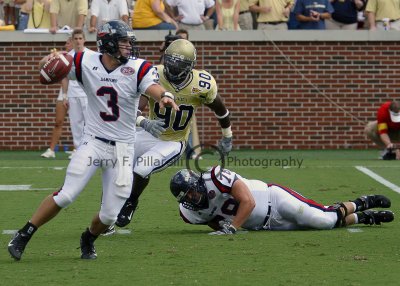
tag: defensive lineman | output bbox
[8,20,178,260]
[170,166,394,234]
[112,39,232,229]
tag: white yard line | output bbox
[347,228,364,233]
[355,166,400,195]
[0,166,65,169]
[0,185,57,191]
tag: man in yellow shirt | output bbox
[249,0,293,30]
[366,0,400,31]
[132,0,178,29]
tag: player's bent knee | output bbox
[99,212,117,226]
[133,166,152,179]
[53,192,75,208]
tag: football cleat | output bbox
[80,229,97,259]
[101,225,116,236]
[8,231,30,261]
[359,195,391,210]
[361,210,394,225]
[41,148,55,158]
[115,200,138,227]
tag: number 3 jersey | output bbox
[179,166,272,230]
[143,65,218,142]
[68,51,159,143]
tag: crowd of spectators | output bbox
[1,0,399,32]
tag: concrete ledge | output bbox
[1,30,400,42]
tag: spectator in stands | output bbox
[249,0,293,31]
[215,0,241,31]
[49,0,88,34]
[2,0,15,26]
[238,0,252,30]
[132,0,178,30]
[16,0,28,30]
[41,38,73,159]
[294,0,333,29]
[165,0,215,31]
[287,0,300,29]
[25,0,51,29]
[365,0,400,31]
[365,100,400,160]
[88,0,129,33]
[326,0,366,30]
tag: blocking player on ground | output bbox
[7,20,178,261]
[170,166,394,234]
[106,39,233,232]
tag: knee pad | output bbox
[99,209,118,226]
[53,191,74,208]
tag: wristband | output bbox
[161,91,174,100]
[136,115,146,127]
[221,126,232,138]
[204,15,210,20]
[215,109,229,119]
[62,93,67,100]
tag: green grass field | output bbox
[0,150,399,286]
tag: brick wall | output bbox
[1,39,399,150]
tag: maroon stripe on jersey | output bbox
[179,209,193,224]
[74,52,84,85]
[269,183,328,211]
[210,167,231,193]
[137,61,153,90]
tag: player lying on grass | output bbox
[170,166,394,234]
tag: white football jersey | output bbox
[179,166,272,230]
[68,51,158,143]
[67,48,93,98]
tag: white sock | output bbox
[353,213,358,224]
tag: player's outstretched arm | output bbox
[206,94,232,155]
[145,84,179,111]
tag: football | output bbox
[39,53,73,85]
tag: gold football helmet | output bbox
[164,39,197,84]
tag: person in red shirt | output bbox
[365,100,400,160]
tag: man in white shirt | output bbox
[88,0,129,33]
[166,0,215,30]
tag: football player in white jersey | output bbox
[110,39,233,230]
[8,20,178,261]
[170,166,394,234]
[61,28,93,157]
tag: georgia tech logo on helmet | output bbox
[171,53,185,60]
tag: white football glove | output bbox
[208,222,236,235]
[140,118,166,138]
[218,136,232,156]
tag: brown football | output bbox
[39,53,73,85]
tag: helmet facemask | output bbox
[170,170,209,211]
[164,54,194,84]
